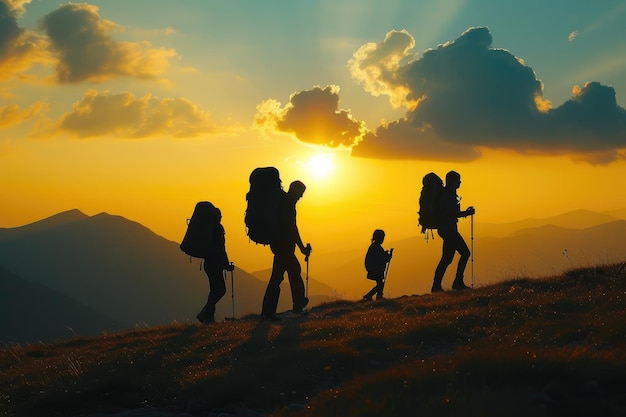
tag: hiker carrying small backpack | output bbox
[362,229,393,301]
[431,171,475,293]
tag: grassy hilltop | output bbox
[1,264,625,417]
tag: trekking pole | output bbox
[471,213,475,289]
[382,248,394,292]
[230,262,235,320]
[305,243,311,298]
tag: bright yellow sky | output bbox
[3,133,626,275]
[3,1,626,288]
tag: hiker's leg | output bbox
[261,245,286,317]
[433,236,455,290]
[452,232,471,287]
[205,264,226,314]
[364,284,377,299]
[375,277,384,299]
[283,244,305,309]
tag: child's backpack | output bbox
[418,172,444,235]
[244,167,286,245]
[180,201,218,258]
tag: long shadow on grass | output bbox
[188,318,311,414]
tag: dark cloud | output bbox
[41,3,176,83]
[348,27,626,163]
[55,90,225,138]
[0,1,22,56]
[254,85,366,148]
[352,119,481,161]
[0,0,49,83]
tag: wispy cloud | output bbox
[0,102,47,128]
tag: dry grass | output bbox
[1,264,625,417]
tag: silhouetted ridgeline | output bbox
[0,210,334,345]
[0,264,624,416]
[320,210,626,298]
[2,208,626,344]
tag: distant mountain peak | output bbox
[49,208,89,221]
[0,209,89,239]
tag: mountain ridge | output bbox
[2,207,625,344]
[0,210,335,344]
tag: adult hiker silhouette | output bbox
[431,170,475,293]
[261,180,312,321]
[197,208,234,323]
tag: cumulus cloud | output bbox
[254,85,366,148]
[41,3,177,83]
[53,90,225,138]
[0,0,50,84]
[347,27,626,163]
[3,0,30,16]
[348,29,417,109]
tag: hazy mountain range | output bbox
[2,208,625,345]
[0,210,334,345]
[311,208,626,299]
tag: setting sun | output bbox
[306,153,335,180]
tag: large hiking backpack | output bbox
[180,201,218,258]
[244,167,286,245]
[418,172,444,234]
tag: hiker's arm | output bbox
[460,206,475,218]
[294,224,306,252]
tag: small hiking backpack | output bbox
[180,201,218,259]
[244,167,286,245]
[418,172,444,235]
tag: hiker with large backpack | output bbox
[362,229,393,301]
[255,178,311,321]
[180,202,234,323]
[430,171,475,293]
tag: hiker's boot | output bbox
[260,314,281,322]
[196,311,215,324]
[431,282,443,293]
[293,296,309,313]
[452,279,471,291]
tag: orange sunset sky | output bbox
[2,0,626,276]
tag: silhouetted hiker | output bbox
[261,180,312,321]
[363,229,393,301]
[197,208,234,323]
[431,171,475,292]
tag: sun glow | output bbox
[306,153,335,180]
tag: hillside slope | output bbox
[1,263,624,417]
